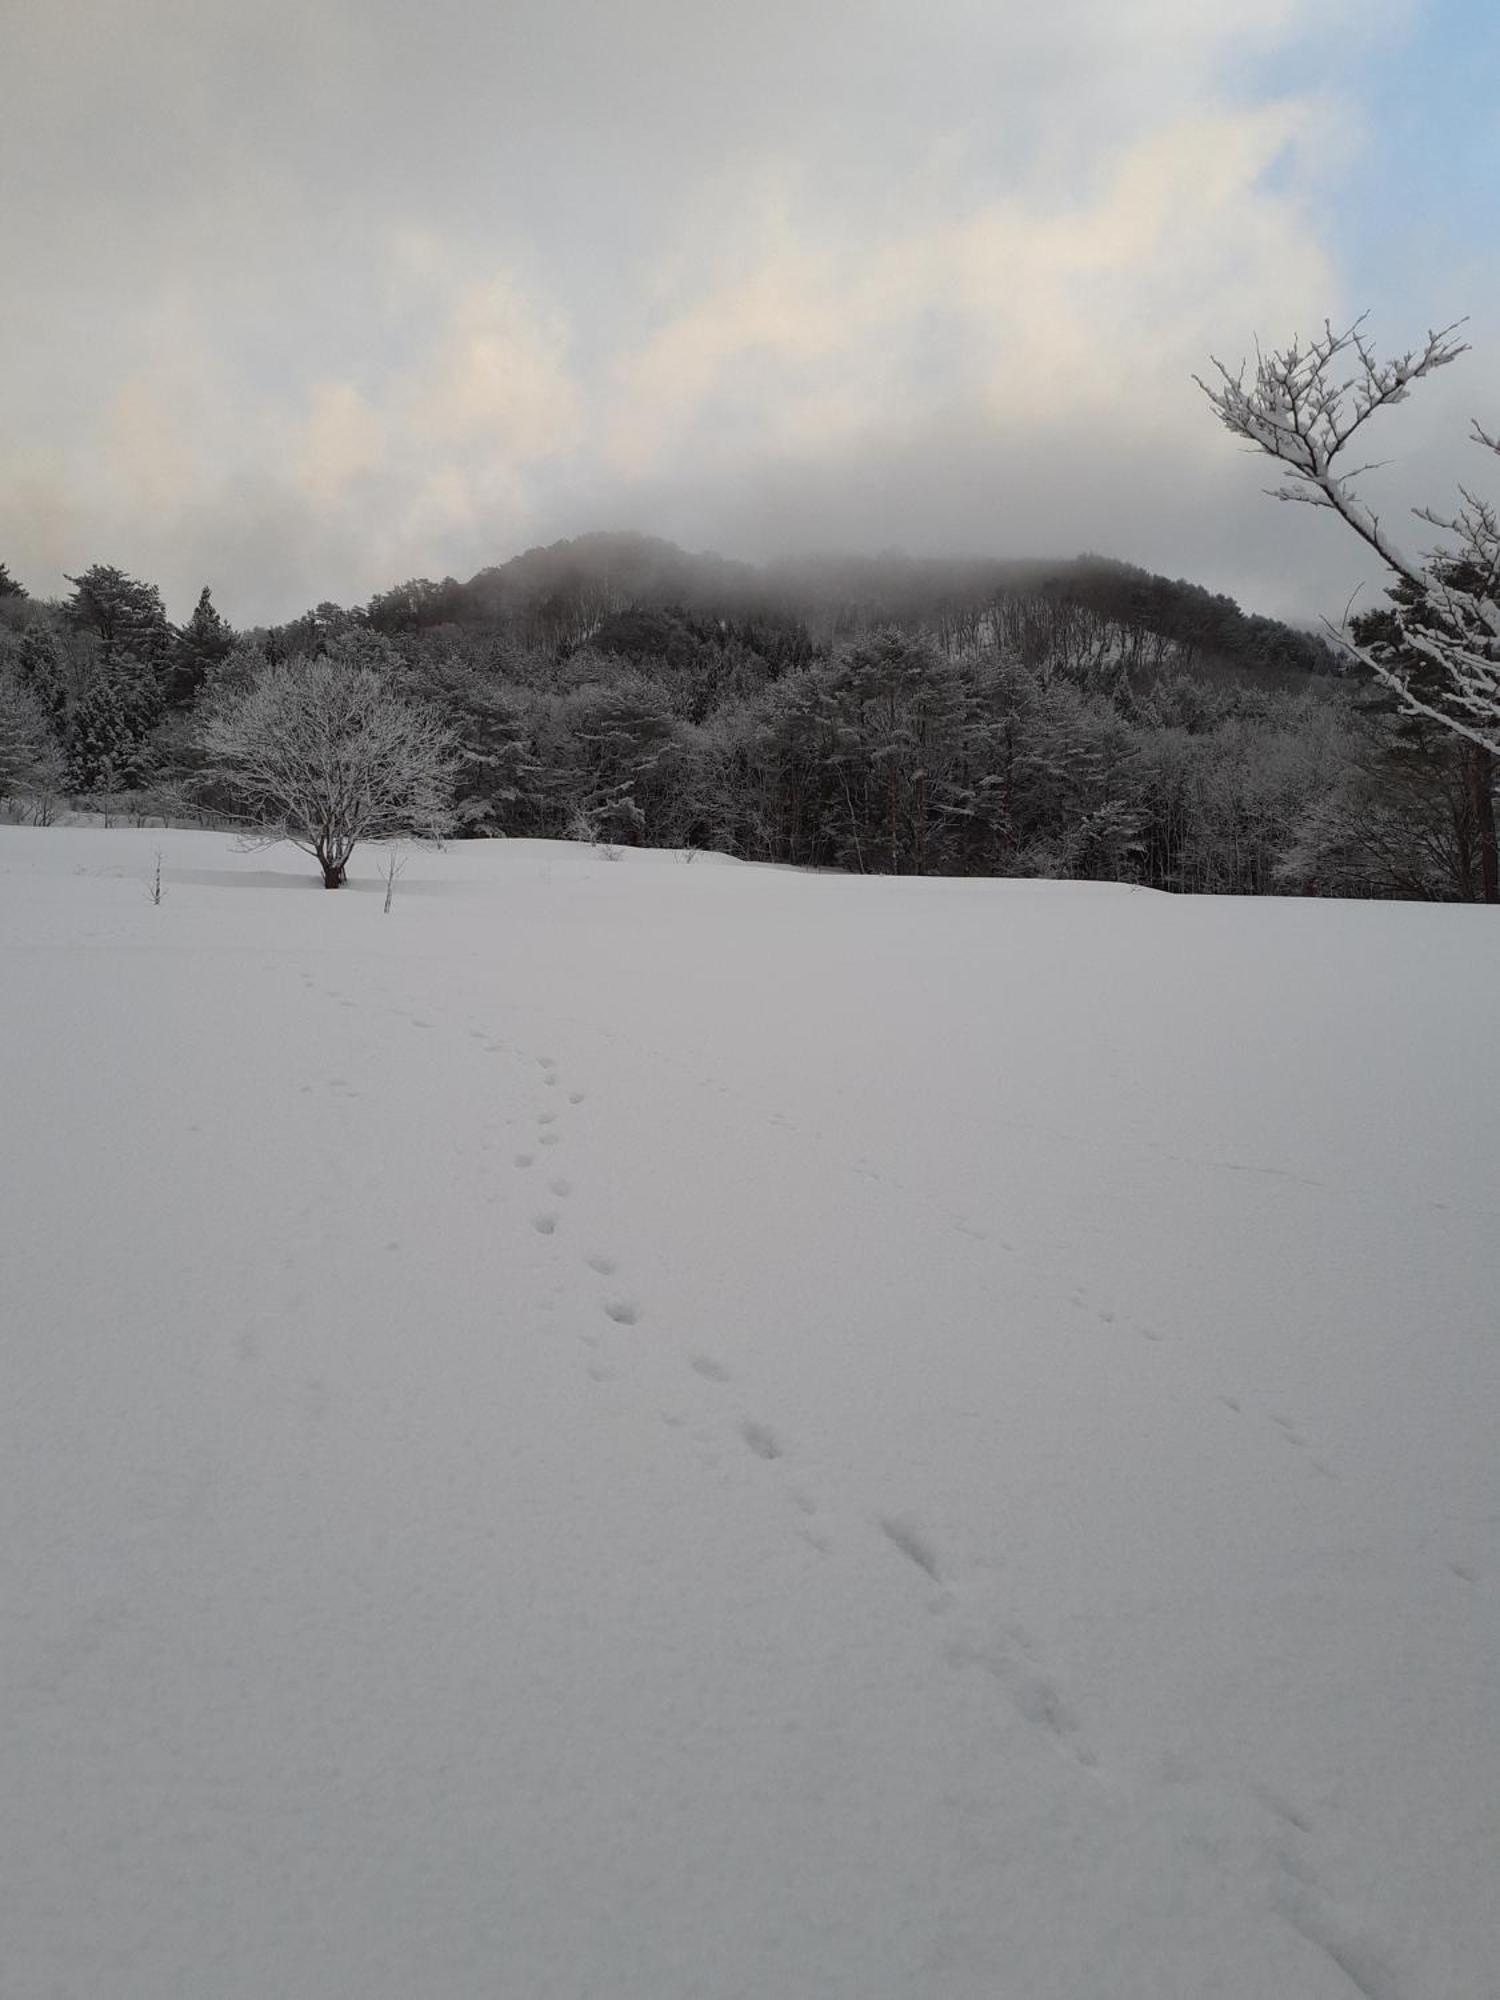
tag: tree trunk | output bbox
[1470,745,1498,904]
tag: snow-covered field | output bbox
[3,826,1497,2000]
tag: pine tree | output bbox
[66,565,173,676]
[167,586,233,707]
[17,624,69,731]
[0,563,27,600]
[66,674,137,792]
[64,566,175,786]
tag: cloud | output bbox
[610,104,1336,468]
[1,0,1481,627]
[294,385,386,510]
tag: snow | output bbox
[3,825,1497,2000]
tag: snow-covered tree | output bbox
[199,645,456,886]
[167,586,234,707]
[0,669,64,811]
[66,565,174,679]
[1198,319,1500,756]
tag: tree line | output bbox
[0,533,1492,900]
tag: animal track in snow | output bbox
[945,1632,1099,1770]
[602,1298,640,1326]
[532,1213,558,1235]
[537,1111,557,1126]
[539,1132,561,1147]
[879,1514,943,1582]
[548,1177,572,1197]
[585,1253,617,1276]
[690,1354,731,1382]
[1271,1855,1405,2000]
[568,1091,585,1104]
[514,1153,534,1169]
[739,1419,783,1461]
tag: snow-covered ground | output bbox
[3,826,1497,2000]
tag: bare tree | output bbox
[199,652,455,886]
[1198,319,1500,757]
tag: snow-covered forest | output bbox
[3,533,1494,901]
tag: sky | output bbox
[3,0,1496,628]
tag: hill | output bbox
[367,531,1340,684]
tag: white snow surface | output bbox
[3,826,1498,2000]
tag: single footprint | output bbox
[740,1419,783,1461]
[879,1514,943,1582]
[532,1213,558,1236]
[603,1299,640,1326]
[585,1253,617,1276]
[515,1153,534,1169]
[568,1091,585,1105]
[548,1177,572,1197]
[538,1111,557,1126]
[690,1354,731,1382]
[539,1132,561,1147]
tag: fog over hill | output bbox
[368,532,1340,684]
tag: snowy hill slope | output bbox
[3,827,1497,1999]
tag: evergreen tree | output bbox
[66,565,174,676]
[16,624,69,731]
[66,674,135,792]
[0,563,27,599]
[167,586,234,707]
[63,566,175,786]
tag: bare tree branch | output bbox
[1198,318,1499,756]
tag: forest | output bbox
[0,531,1494,901]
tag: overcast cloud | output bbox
[3,0,1495,625]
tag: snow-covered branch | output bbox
[1198,319,1500,756]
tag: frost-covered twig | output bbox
[1198,319,1500,754]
